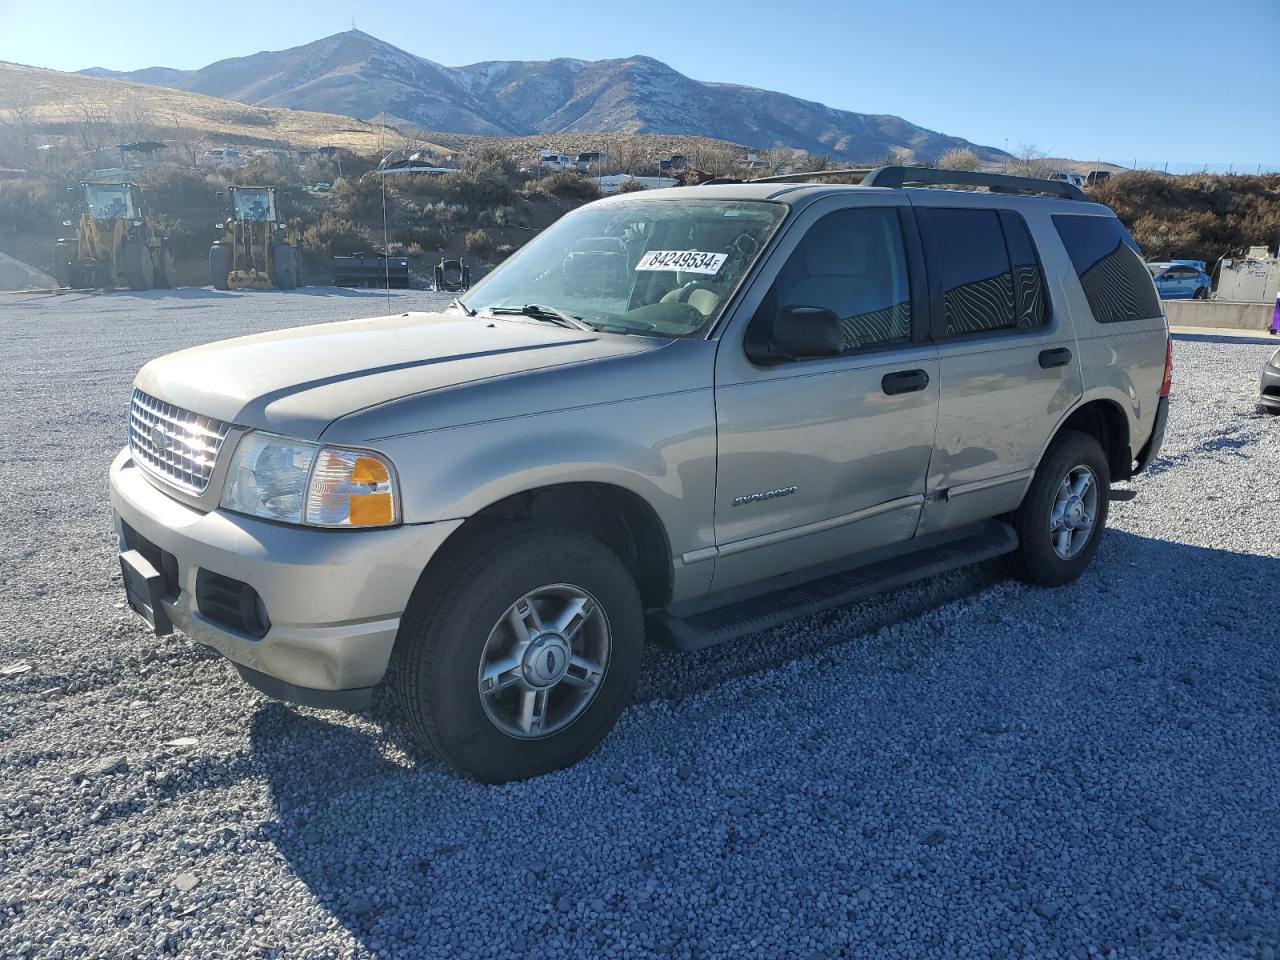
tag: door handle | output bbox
[1039,347,1073,369]
[882,369,930,395]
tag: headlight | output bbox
[220,432,399,528]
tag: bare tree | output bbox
[113,92,163,146]
[937,147,980,172]
[765,141,795,176]
[70,100,117,157]
[1006,143,1052,178]
[168,116,212,171]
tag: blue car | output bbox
[1148,261,1211,300]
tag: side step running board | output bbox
[650,520,1017,652]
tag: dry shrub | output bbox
[465,228,493,257]
[1089,171,1280,262]
[302,214,369,262]
[541,171,601,201]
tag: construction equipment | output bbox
[53,180,174,290]
[434,257,471,292]
[209,186,300,290]
[332,252,410,288]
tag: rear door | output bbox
[912,200,1083,535]
[709,195,938,593]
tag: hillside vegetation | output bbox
[0,62,419,155]
[1088,171,1280,265]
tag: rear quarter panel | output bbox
[1029,210,1168,459]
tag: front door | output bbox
[709,197,938,593]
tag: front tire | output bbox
[393,524,643,783]
[209,243,231,290]
[122,241,153,290]
[1005,430,1110,587]
[271,244,298,289]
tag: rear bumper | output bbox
[109,448,463,707]
[1134,394,1170,475]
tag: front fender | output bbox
[375,390,719,562]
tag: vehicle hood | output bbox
[135,311,664,440]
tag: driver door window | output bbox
[754,207,912,354]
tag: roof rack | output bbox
[859,165,1088,201]
[741,167,875,184]
[705,165,1089,201]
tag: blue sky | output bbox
[4,0,1277,168]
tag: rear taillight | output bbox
[1160,337,1173,397]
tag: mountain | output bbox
[83,30,1008,164]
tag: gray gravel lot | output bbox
[1,289,1279,960]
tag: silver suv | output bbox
[111,167,1171,782]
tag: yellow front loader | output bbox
[52,181,174,290]
[209,186,300,290]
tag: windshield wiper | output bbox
[488,303,595,331]
[451,297,475,316]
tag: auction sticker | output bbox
[635,250,727,274]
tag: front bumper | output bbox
[109,449,463,708]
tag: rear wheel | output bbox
[209,243,231,290]
[122,241,153,291]
[1005,430,1110,587]
[1193,287,1208,300]
[271,244,298,289]
[393,524,643,782]
[152,244,175,289]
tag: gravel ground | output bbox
[1,290,1279,960]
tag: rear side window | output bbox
[924,208,1048,337]
[1052,215,1162,323]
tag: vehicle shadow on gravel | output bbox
[249,530,1280,959]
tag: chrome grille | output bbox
[128,389,232,494]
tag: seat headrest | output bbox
[804,225,873,276]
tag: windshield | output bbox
[83,183,133,220]
[462,199,786,337]
[233,188,274,222]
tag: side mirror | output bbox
[749,305,843,363]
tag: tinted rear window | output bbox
[924,208,1048,336]
[1052,215,1162,323]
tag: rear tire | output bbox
[271,244,298,289]
[152,244,175,289]
[392,523,643,783]
[1005,430,1110,587]
[122,241,153,291]
[1194,287,1208,300]
[209,243,231,290]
